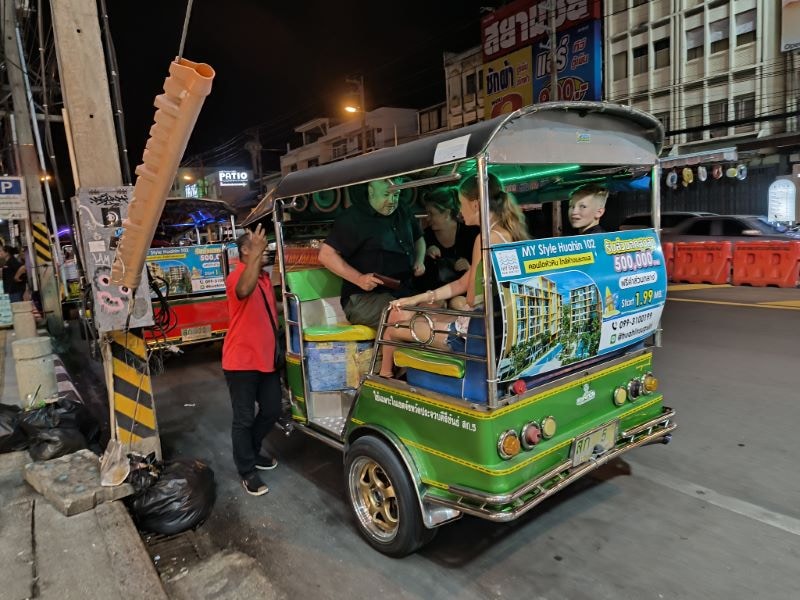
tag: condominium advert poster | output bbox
[490,230,667,382]
[146,244,225,296]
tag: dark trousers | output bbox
[223,370,282,477]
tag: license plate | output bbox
[181,324,212,342]
[571,421,618,467]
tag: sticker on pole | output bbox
[0,177,28,219]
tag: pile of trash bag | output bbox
[0,398,100,460]
[125,453,216,535]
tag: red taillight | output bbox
[512,379,527,395]
[521,422,542,449]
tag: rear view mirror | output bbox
[741,229,762,236]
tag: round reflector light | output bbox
[613,386,628,406]
[498,430,521,459]
[540,416,557,439]
[521,422,542,449]
[628,378,643,400]
[643,373,659,393]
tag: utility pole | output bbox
[548,0,562,236]
[50,0,160,457]
[3,0,64,329]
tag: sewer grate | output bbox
[142,529,214,581]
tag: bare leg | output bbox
[380,309,453,377]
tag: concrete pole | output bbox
[3,0,64,328]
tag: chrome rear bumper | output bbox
[423,407,676,523]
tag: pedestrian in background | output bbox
[222,224,282,496]
[0,245,27,302]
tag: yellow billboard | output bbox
[483,46,533,120]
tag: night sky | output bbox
[105,1,495,173]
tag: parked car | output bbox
[619,211,717,233]
[661,215,800,243]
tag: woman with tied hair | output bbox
[416,187,479,291]
[379,173,529,378]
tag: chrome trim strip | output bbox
[425,408,676,521]
[293,421,345,451]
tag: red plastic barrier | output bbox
[662,242,675,281]
[732,240,800,288]
[671,241,732,284]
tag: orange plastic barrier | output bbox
[671,241,732,284]
[662,242,675,281]
[732,241,800,288]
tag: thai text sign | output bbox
[483,46,534,119]
[532,20,602,103]
[490,230,667,382]
[481,0,600,62]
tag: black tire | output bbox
[344,436,436,557]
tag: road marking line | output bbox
[667,297,800,311]
[760,300,800,308]
[629,462,800,537]
[668,284,731,291]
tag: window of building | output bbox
[685,104,704,142]
[613,51,628,80]
[307,158,319,168]
[654,38,670,69]
[686,27,704,60]
[332,139,348,159]
[465,73,477,96]
[735,9,756,45]
[289,164,298,172]
[708,99,728,138]
[734,93,756,133]
[654,111,670,134]
[633,0,648,6]
[710,18,730,54]
[632,44,648,75]
[612,0,626,11]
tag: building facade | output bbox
[279,108,419,175]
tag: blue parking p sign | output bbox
[0,176,27,219]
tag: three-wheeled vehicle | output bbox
[144,197,239,349]
[245,101,676,556]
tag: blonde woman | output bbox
[379,173,529,377]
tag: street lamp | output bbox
[344,75,367,155]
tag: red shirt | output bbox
[222,266,278,372]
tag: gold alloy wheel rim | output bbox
[349,457,399,541]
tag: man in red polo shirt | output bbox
[222,223,281,496]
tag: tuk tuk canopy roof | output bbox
[244,102,663,225]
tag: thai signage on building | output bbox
[481,0,600,62]
[532,20,602,103]
[483,47,534,119]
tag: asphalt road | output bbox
[152,286,800,600]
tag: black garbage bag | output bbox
[126,456,216,535]
[17,397,101,460]
[0,403,28,453]
[28,427,87,461]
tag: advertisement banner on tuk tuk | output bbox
[490,230,667,382]
[146,244,226,296]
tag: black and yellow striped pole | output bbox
[103,330,161,454]
[31,221,53,265]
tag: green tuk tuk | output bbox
[244,101,675,556]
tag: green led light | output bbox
[498,164,581,185]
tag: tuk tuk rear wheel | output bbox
[345,436,436,557]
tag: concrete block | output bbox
[11,301,36,339]
[165,551,279,600]
[23,449,134,516]
[12,337,57,406]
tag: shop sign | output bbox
[218,170,249,187]
[0,177,27,219]
[483,46,533,119]
[767,179,796,222]
[532,20,602,103]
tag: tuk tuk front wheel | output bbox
[345,436,436,557]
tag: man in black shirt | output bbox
[568,184,608,235]
[318,178,425,328]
